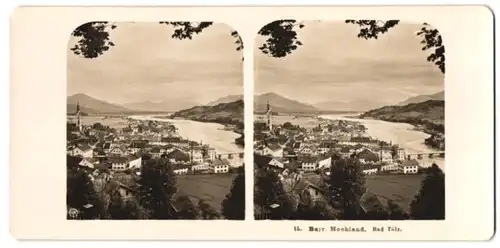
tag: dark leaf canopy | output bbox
[257,19,304,58]
[70,22,116,59]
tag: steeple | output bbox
[266,100,272,131]
[76,100,82,132]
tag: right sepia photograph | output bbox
[253,20,445,220]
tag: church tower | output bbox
[76,100,82,132]
[266,100,272,131]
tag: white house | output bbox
[380,150,394,163]
[211,159,230,173]
[73,144,94,158]
[190,149,204,163]
[128,156,142,169]
[108,146,128,156]
[380,162,398,172]
[300,157,317,172]
[192,162,210,171]
[362,165,379,175]
[268,158,285,169]
[401,159,419,174]
[110,157,129,171]
[263,143,284,158]
[317,156,332,169]
[173,166,189,175]
[78,158,94,169]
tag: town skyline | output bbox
[255,21,444,105]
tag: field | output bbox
[365,174,425,212]
[177,174,237,212]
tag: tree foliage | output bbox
[257,20,304,58]
[107,190,141,219]
[66,167,102,219]
[198,200,221,220]
[254,168,293,219]
[221,169,246,220]
[137,158,178,219]
[410,164,445,219]
[70,22,116,59]
[69,20,445,73]
[326,158,366,220]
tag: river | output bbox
[319,114,445,170]
[129,115,243,155]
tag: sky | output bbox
[67,22,243,105]
[255,21,445,105]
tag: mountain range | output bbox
[122,99,200,112]
[67,93,132,114]
[396,91,444,106]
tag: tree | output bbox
[254,168,293,219]
[67,167,102,219]
[387,200,409,220]
[137,158,178,219]
[92,122,104,130]
[410,163,445,219]
[174,196,200,219]
[70,20,444,74]
[326,158,366,220]
[107,191,141,219]
[221,169,245,220]
[198,200,221,220]
[291,190,338,220]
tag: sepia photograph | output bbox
[66,22,245,220]
[253,20,445,220]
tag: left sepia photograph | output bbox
[66,22,245,220]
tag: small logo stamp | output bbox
[68,208,79,219]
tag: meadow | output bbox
[177,173,237,212]
[365,174,425,212]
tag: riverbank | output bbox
[129,115,243,155]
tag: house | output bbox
[173,165,190,175]
[210,159,230,173]
[263,143,284,158]
[160,136,183,146]
[191,162,210,171]
[300,157,317,172]
[73,144,94,158]
[190,149,204,163]
[150,147,163,158]
[339,146,352,157]
[401,159,419,174]
[380,162,398,172]
[78,158,95,169]
[380,149,394,163]
[361,164,380,175]
[356,148,379,164]
[109,157,129,171]
[108,146,128,156]
[128,140,148,154]
[254,153,284,170]
[204,147,216,161]
[167,148,191,164]
[397,148,406,161]
[128,156,142,169]
[317,156,332,169]
[318,141,336,154]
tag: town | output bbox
[66,102,245,220]
[253,102,445,220]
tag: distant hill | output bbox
[206,94,243,106]
[360,100,444,133]
[397,91,444,106]
[170,99,244,125]
[122,99,199,112]
[313,100,388,112]
[67,93,132,114]
[67,104,96,115]
[254,92,319,114]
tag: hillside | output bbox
[67,104,96,115]
[254,92,319,114]
[313,99,387,112]
[397,91,444,106]
[206,94,243,106]
[122,99,199,112]
[170,99,244,125]
[360,100,444,133]
[67,93,132,113]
